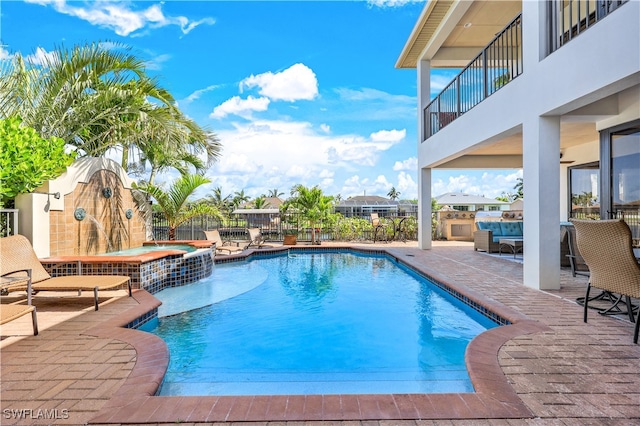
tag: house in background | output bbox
[435,192,509,211]
[397,0,639,290]
[334,195,418,218]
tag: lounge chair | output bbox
[204,230,245,255]
[0,235,131,311]
[1,271,38,335]
[570,219,640,344]
[246,228,274,249]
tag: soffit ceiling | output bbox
[397,0,522,69]
[461,122,598,156]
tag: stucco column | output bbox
[417,59,432,249]
[418,167,433,249]
[15,193,51,258]
[523,116,561,290]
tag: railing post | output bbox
[456,74,461,118]
[482,47,488,99]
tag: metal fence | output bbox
[569,208,639,247]
[0,209,19,238]
[151,211,418,243]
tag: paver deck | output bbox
[1,241,639,425]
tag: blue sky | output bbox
[1,0,522,201]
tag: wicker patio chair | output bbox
[570,219,640,343]
[0,235,131,311]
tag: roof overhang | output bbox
[396,0,522,69]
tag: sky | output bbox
[0,0,522,201]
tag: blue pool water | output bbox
[142,251,498,396]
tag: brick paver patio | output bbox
[1,241,639,425]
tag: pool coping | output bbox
[85,246,550,423]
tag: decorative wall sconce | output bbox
[102,187,112,199]
[34,191,61,199]
[74,208,86,221]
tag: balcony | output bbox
[549,0,629,54]
[423,14,523,141]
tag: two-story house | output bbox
[397,0,639,290]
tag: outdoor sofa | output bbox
[473,221,523,253]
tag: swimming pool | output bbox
[142,251,498,396]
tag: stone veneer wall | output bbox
[49,170,147,256]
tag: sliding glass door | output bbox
[603,123,640,246]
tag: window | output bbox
[611,130,640,211]
[569,162,600,219]
[452,205,469,211]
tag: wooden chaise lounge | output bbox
[1,235,132,311]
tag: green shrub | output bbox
[0,117,76,207]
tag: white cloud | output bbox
[144,53,171,71]
[0,47,13,60]
[393,157,417,171]
[370,129,406,143]
[206,119,402,197]
[209,96,270,119]
[320,124,331,133]
[240,63,318,102]
[185,84,220,103]
[336,87,412,104]
[25,0,214,37]
[367,0,424,7]
[396,171,417,199]
[25,47,59,66]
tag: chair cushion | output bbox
[500,221,523,237]
[478,222,502,234]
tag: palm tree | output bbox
[267,188,284,198]
[253,196,271,209]
[231,189,250,210]
[206,186,232,209]
[135,175,221,240]
[288,185,334,244]
[0,42,221,180]
[387,187,401,200]
[514,178,524,198]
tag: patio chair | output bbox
[565,225,590,278]
[246,228,274,249]
[204,230,245,255]
[570,219,640,343]
[0,235,131,311]
[1,270,38,336]
[371,213,388,243]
